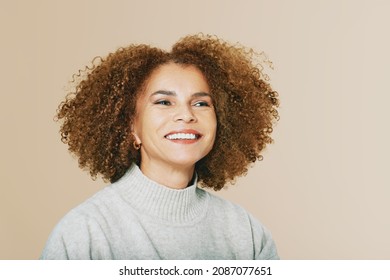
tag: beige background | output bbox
[1,0,389,259]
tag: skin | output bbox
[132,63,217,189]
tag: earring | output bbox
[133,141,141,150]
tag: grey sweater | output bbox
[40,164,279,259]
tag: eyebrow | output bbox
[151,90,212,98]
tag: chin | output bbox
[167,155,203,169]
[169,159,198,168]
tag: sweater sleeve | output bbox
[248,213,279,260]
[40,209,112,260]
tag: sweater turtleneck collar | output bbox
[114,163,209,224]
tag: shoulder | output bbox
[205,191,252,221]
[206,191,279,260]
[56,180,130,226]
[40,185,122,259]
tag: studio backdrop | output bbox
[1,0,389,259]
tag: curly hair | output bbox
[56,34,279,191]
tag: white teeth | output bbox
[166,133,197,140]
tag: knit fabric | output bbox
[40,164,279,259]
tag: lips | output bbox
[164,129,202,142]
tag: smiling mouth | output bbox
[165,133,201,140]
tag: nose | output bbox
[174,104,197,123]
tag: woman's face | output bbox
[132,63,217,171]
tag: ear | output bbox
[130,122,142,144]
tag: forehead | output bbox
[143,63,210,93]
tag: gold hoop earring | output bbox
[133,141,141,150]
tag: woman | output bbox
[41,34,280,259]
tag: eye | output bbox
[193,101,211,107]
[154,100,171,106]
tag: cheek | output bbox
[138,111,167,139]
[148,112,167,131]
[209,113,217,133]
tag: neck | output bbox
[139,160,195,189]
